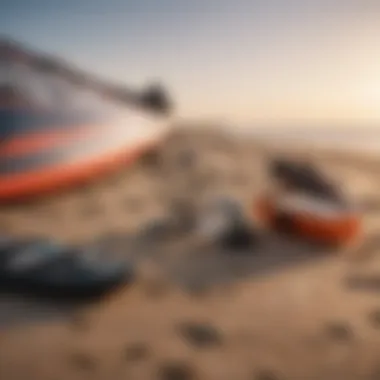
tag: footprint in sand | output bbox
[253,369,280,380]
[124,342,150,362]
[324,321,354,342]
[368,309,380,329]
[68,352,97,371]
[177,321,223,348]
[157,361,196,380]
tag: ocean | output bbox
[235,125,380,156]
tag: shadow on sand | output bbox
[162,233,334,292]
[0,231,336,330]
[102,229,336,292]
[0,292,88,330]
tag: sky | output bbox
[1,0,380,126]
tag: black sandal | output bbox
[0,237,134,299]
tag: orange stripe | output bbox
[0,125,104,157]
[254,196,361,245]
[291,213,360,245]
[0,139,160,202]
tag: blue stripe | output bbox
[0,108,110,139]
[0,126,131,175]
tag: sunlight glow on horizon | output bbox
[1,0,380,126]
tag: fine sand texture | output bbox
[1,125,380,380]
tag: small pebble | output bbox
[177,322,223,348]
[157,361,196,380]
[368,309,380,328]
[140,149,162,168]
[253,369,279,380]
[324,322,353,342]
[69,353,96,371]
[124,342,150,362]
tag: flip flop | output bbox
[0,237,134,298]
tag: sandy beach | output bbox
[0,125,380,380]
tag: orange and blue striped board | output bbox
[0,93,170,202]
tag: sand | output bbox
[0,125,380,380]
